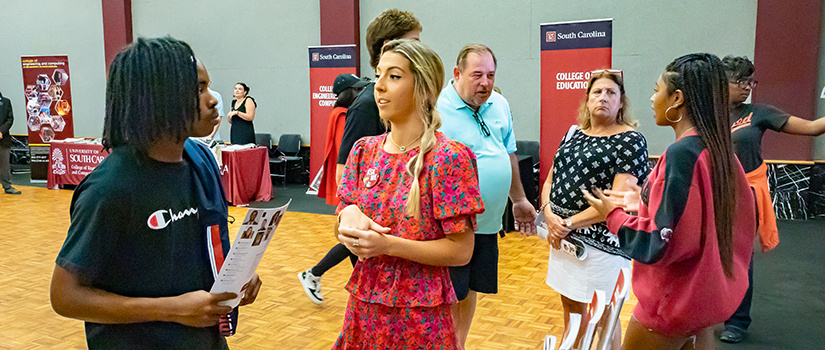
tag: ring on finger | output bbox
[353,238,360,248]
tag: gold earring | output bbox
[665,106,682,123]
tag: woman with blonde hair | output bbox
[331,39,484,348]
[540,69,649,348]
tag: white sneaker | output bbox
[298,269,323,304]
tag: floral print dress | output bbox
[332,132,484,349]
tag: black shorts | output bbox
[450,233,499,300]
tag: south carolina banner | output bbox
[539,19,612,184]
[307,45,357,185]
[21,55,74,181]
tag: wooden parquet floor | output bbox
[0,185,636,349]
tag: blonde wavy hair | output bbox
[577,70,637,129]
[380,39,444,218]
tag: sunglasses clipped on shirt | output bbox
[471,110,491,137]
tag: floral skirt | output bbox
[332,296,457,349]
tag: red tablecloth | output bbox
[47,141,109,189]
[220,146,273,205]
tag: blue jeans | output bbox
[725,252,754,330]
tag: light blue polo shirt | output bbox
[436,81,517,234]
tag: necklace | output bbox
[678,126,696,139]
[388,132,422,152]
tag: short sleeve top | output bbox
[730,103,790,173]
[336,132,485,307]
[550,128,649,256]
[55,143,229,348]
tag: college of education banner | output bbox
[21,55,74,181]
[307,45,357,184]
[539,19,612,184]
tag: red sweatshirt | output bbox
[605,133,756,337]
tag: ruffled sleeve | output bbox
[428,137,485,234]
[335,137,367,214]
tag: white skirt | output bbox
[545,243,631,304]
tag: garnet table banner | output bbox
[539,19,612,186]
[21,55,74,181]
[308,45,358,188]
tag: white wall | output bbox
[0,1,793,157]
[360,0,757,155]
[132,0,320,144]
[0,0,107,138]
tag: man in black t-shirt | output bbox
[720,55,825,344]
[50,38,262,349]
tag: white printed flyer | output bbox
[211,200,290,307]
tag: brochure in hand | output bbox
[210,199,291,307]
[535,211,587,260]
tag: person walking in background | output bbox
[229,82,256,145]
[539,69,648,349]
[435,43,537,349]
[586,53,756,349]
[298,73,367,304]
[318,73,368,206]
[332,39,483,349]
[0,89,21,195]
[718,55,825,344]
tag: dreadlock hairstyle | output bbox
[379,39,444,219]
[663,53,738,278]
[102,37,198,153]
[721,55,755,81]
[366,9,422,70]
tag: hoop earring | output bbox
[665,106,682,123]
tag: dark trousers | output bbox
[311,243,357,276]
[725,252,754,330]
[0,147,12,189]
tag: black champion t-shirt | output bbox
[730,103,790,173]
[56,147,227,349]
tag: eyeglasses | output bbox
[730,79,757,89]
[471,110,491,137]
[591,69,623,80]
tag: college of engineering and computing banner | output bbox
[21,55,74,181]
[539,19,612,185]
[307,45,357,187]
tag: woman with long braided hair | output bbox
[585,53,757,349]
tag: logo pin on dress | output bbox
[363,168,380,188]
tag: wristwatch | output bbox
[564,218,573,229]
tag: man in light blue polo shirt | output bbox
[437,43,536,349]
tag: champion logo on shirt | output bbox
[147,207,198,230]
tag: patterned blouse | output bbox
[336,132,485,307]
[550,128,649,257]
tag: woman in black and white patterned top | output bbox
[539,69,648,347]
